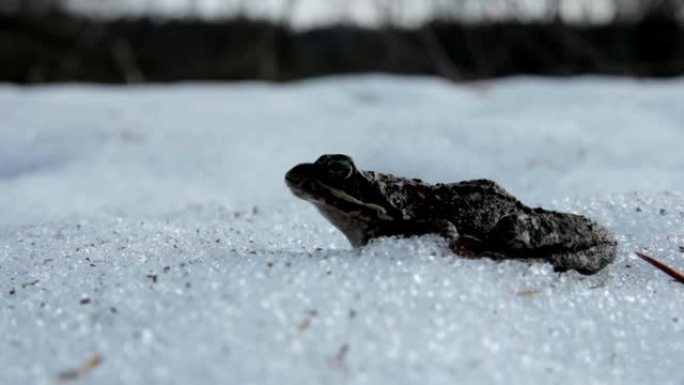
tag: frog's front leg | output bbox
[369,219,501,258]
[368,219,459,244]
[449,234,500,258]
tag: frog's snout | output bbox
[285,163,312,187]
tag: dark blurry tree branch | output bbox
[546,0,562,22]
[418,24,461,81]
[431,0,469,21]
[281,0,299,27]
[112,39,144,83]
[373,0,404,27]
[259,0,299,80]
[188,0,201,19]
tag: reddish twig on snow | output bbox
[635,252,684,284]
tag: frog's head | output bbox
[285,154,401,246]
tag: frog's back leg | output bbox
[487,211,617,274]
[545,243,618,274]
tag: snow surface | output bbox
[1,75,683,385]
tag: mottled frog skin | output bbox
[285,154,617,274]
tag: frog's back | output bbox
[363,173,529,237]
[434,179,529,237]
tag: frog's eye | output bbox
[315,154,356,180]
[327,159,354,180]
[316,154,355,180]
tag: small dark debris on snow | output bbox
[58,369,79,382]
[146,274,158,284]
[590,282,607,289]
[349,309,357,319]
[9,288,15,295]
[296,309,318,331]
[679,246,684,253]
[58,354,103,382]
[252,206,259,215]
[215,239,221,243]
[21,279,39,289]
[660,208,667,215]
[635,207,642,212]
[296,318,311,331]
[267,262,274,268]
[516,290,542,297]
[327,344,350,371]
[79,298,91,305]
[163,266,170,273]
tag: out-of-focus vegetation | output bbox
[1,0,683,83]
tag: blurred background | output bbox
[1,0,683,83]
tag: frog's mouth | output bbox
[285,163,323,201]
[285,163,394,222]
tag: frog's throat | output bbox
[310,181,394,222]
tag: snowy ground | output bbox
[1,75,683,385]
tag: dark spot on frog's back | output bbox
[468,192,482,202]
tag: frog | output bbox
[285,154,617,274]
